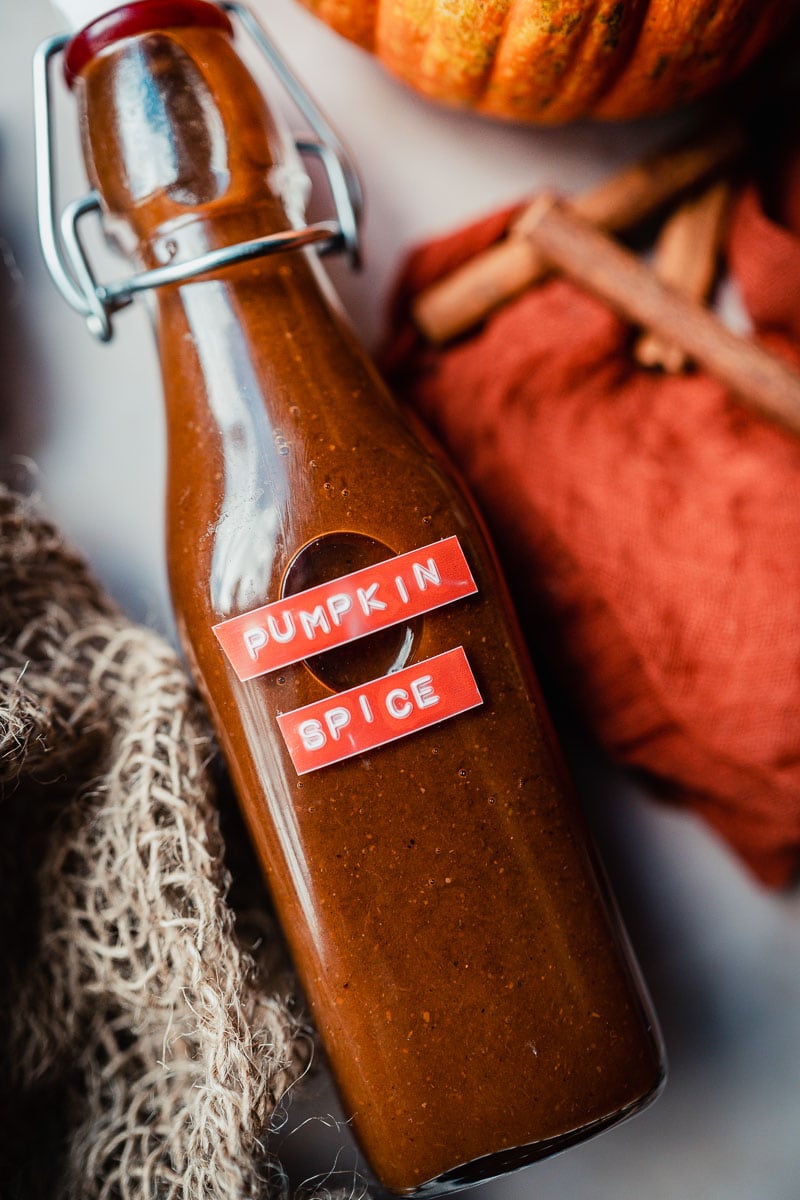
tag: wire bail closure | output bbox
[33,0,363,342]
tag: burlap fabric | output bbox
[0,482,315,1198]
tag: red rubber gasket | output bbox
[64,0,233,87]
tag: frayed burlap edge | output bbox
[0,483,317,1199]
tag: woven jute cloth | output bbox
[0,483,314,1199]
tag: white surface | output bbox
[1,2,800,1198]
[55,0,112,27]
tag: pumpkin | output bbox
[297,0,799,124]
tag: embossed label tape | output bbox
[213,536,478,682]
[277,646,482,774]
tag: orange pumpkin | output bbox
[297,0,798,123]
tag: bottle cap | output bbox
[64,0,233,87]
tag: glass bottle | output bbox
[59,2,664,1192]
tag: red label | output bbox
[213,536,477,682]
[277,647,482,774]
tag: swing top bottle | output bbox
[53,2,665,1192]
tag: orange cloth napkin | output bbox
[384,174,800,889]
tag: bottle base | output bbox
[376,1062,667,1198]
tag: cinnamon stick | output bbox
[413,120,746,344]
[520,194,800,439]
[635,180,732,372]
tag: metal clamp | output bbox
[33,1,363,342]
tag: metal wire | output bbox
[33,3,363,342]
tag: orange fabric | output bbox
[384,175,800,889]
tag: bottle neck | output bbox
[72,20,295,254]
